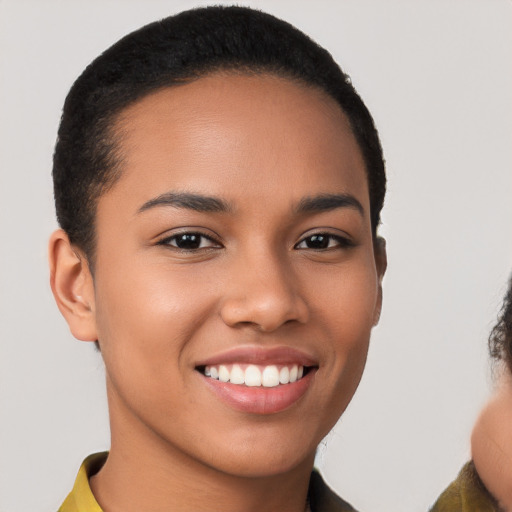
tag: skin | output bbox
[49,73,386,512]
[472,370,512,511]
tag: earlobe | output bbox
[48,229,98,342]
[373,236,387,326]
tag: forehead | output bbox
[107,72,368,211]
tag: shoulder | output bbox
[429,461,499,512]
[309,470,358,512]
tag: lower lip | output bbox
[200,370,315,415]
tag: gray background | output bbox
[1,0,511,511]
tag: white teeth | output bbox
[262,365,280,387]
[230,364,245,384]
[245,365,262,387]
[203,364,306,386]
[279,366,290,384]
[218,365,230,382]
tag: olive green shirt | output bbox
[59,452,356,512]
[430,461,500,512]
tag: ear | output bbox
[372,236,387,326]
[48,229,98,342]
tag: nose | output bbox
[219,251,309,332]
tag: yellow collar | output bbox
[58,452,107,512]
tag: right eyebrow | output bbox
[137,192,233,214]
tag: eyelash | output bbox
[294,233,354,251]
[157,231,221,251]
[157,231,353,252]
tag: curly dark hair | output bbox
[52,6,386,267]
[489,276,512,372]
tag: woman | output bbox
[49,6,386,511]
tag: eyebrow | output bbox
[137,191,364,217]
[295,193,364,216]
[138,192,232,214]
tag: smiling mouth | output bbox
[197,363,312,387]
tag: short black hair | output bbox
[53,5,386,264]
[489,275,512,373]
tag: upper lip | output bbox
[195,346,318,368]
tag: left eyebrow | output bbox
[295,193,364,216]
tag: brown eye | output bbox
[159,232,220,250]
[295,233,353,250]
[303,234,330,249]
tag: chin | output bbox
[215,452,314,479]
[196,429,319,479]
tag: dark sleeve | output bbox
[308,470,358,512]
[429,461,500,512]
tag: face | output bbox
[89,73,384,478]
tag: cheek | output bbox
[335,270,378,371]
[92,259,217,376]
[311,259,378,400]
[92,265,215,425]
[312,259,379,339]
